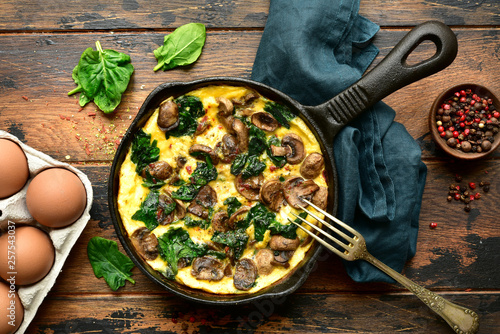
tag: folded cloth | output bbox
[251,0,427,283]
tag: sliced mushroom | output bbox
[283,176,320,209]
[189,144,220,165]
[232,92,259,106]
[259,180,284,212]
[158,194,176,225]
[269,235,300,251]
[173,197,186,219]
[300,153,324,179]
[273,250,294,268]
[195,116,210,136]
[233,258,258,291]
[232,118,249,153]
[220,134,239,162]
[312,186,328,211]
[168,156,187,185]
[270,144,292,157]
[217,97,234,116]
[191,256,224,281]
[177,258,190,270]
[282,133,306,164]
[131,227,159,261]
[251,112,279,132]
[235,174,264,201]
[141,161,173,180]
[224,263,233,277]
[187,185,218,219]
[228,206,250,230]
[240,108,256,117]
[157,99,179,132]
[217,112,235,134]
[255,249,275,275]
[212,211,230,232]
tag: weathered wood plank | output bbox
[27,293,499,333]
[1,29,499,161]
[45,161,500,295]
[0,0,498,31]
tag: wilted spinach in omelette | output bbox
[117,85,328,294]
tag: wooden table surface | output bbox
[1,1,499,333]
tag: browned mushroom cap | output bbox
[233,258,258,291]
[212,211,230,232]
[255,249,275,275]
[251,112,279,132]
[195,116,210,136]
[259,179,284,212]
[235,174,264,201]
[187,185,218,219]
[191,256,224,281]
[270,144,292,157]
[282,133,306,164]
[269,235,300,251]
[224,263,233,277]
[217,97,234,116]
[173,197,186,219]
[220,134,239,162]
[141,161,173,180]
[158,194,176,225]
[131,227,159,261]
[228,206,250,229]
[300,153,324,179]
[273,250,294,268]
[312,186,328,211]
[157,99,179,132]
[232,118,249,153]
[217,112,235,134]
[189,144,220,165]
[283,176,320,209]
[232,92,259,106]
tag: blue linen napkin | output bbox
[251,0,427,283]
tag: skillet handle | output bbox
[313,21,458,127]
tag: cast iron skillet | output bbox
[109,21,457,305]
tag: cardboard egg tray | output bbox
[0,130,93,333]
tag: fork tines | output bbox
[287,198,359,260]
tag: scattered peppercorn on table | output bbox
[0,1,499,333]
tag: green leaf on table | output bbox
[153,23,206,71]
[68,41,134,113]
[87,237,135,291]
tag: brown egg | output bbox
[0,281,24,334]
[0,226,55,286]
[0,139,29,199]
[26,168,87,228]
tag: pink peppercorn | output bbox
[430,222,437,229]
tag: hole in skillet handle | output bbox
[308,21,458,128]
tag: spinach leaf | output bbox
[241,155,266,180]
[224,197,242,217]
[165,95,204,138]
[230,153,248,176]
[183,216,210,229]
[171,183,200,201]
[153,23,206,72]
[248,137,267,157]
[132,190,175,231]
[246,203,276,242]
[131,129,160,174]
[211,229,249,260]
[264,101,296,129]
[267,135,287,168]
[68,41,134,113]
[141,168,166,189]
[158,228,207,280]
[87,237,135,291]
[206,250,227,260]
[171,157,217,201]
[269,212,307,239]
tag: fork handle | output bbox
[361,252,479,333]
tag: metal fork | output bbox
[288,198,479,334]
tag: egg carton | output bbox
[0,130,93,334]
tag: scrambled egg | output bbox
[117,85,327,294]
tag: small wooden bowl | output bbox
[429,83,500,160]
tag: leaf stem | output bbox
[95,40,103,53]
[68,86,83,96]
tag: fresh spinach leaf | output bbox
[264,101,296,129]
[246,203,276,242]
[269,212,307,239]
[183,216,210,229]
[131,129,160,174]
[153,23,206,72]
[87,237,135,291]
[211,229,249,260]
[165,95,204,139]
[158,228,207,279]
[241,155,266,180]
[267,135,287,168]
[230,153,248,176]
[68,41,134,113]
[223,197,242,217]
[171,183,200,201]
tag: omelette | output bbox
[117,85,328,294]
